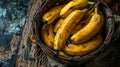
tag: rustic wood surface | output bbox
[16,0,50,67]
[0,35,20,62]
[15,0,62,67]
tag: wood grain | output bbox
[16,0,50,67]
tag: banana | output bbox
[54,19,64,33]
[29,34,36,43]
[42,5,64,24]
[82,7,94,20]
[60,0,88,18]
[71,21,85,35]
[70,8,103,44]
[59,51,68,57]
[64,34,103,56]
[71,12,94,34]
[95,8,104,34]
[54,9,87,50]
[41,24,55,49]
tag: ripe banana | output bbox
[59,51,68,57]
[29,34,36,43]
[41,24,55,49]
[71,12,94,34]
[54,19,64,33]
[83,7,94,20]
[60,0,88,18]
[42,5,64,24]
[64,34,103,56]
[54,9,87,50]
[70,8,102,44]
[95,8,105,34]
[71,21,85,35]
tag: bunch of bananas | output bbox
[41,0,105,56]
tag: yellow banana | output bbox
[82,7,94,20]
[42,5,64,24]
[54,19,64,33]
[64,34,103,56]
[59,51,68,57]
[54,9,87,50]
[70,8,102,44]
[95,9,104,34]
[60,0,88,18]
[71,21,84,35]
[71,12,94,34]
[29,34,36,43]
[41,24,55,49]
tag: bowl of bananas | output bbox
[32,0,114,64]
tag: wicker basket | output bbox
[32,0,114,64]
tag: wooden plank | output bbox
[16,0,50,67]
[0,35,20,61]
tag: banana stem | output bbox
[88,1,94,5]
[87,1,95,10]
[95,7,98,14]
[89,7,95,13]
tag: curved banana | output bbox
[41,24,55,49]
[71,21,85,35]
[70,8,102,44]
[42,5,64,24]
[71,12,94,34]
[60,0,88,18]
[29,34,36,43]
[64,34,103,56]
[54,19,64,33]
[54,9,87,50]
